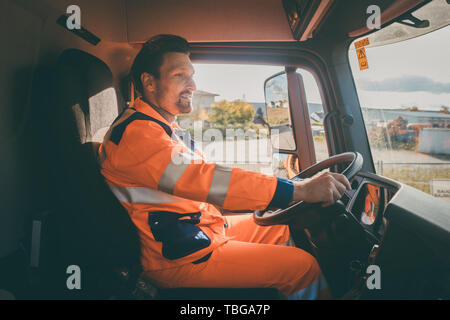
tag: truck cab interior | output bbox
[1,0,449,300]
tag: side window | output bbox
[180,63,329,179]
[178,63,285,176]
[349,25,450,202]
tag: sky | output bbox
[192,64,285,103]
[192,25,450,110]
[349,25,450,110]
[193,63,323,104]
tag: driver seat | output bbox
[41,48,280,299]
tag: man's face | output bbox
[145,52,196,116]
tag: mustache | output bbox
[179,90,193,96]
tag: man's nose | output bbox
[187,77,196,92]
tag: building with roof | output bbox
[192,90,219,111]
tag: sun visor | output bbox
[348,0,428,38]
[354,0,450,48]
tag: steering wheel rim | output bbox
[253,152,363,226]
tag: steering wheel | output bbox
[254,152,363,226]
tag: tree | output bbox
[208,100,230,126]
[440,106,449,114]
[407,106,421,112]
[209,99,255,127]
[192,108,209,121]
[176,107,209,125]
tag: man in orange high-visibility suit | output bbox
[98,34,351,299]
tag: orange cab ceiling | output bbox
[33,0,294,43]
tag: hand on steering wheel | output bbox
[292,171,351,208]
[254,152,363,226]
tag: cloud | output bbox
[359,76,450,94]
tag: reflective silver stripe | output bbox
[158,150,203,194]
[206,164,233,207]
[109,185,179,204]
[157,152,194,194]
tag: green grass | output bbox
[381,164,450,194]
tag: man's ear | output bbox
[140,72,155,93]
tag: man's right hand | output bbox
[292,171,351,207]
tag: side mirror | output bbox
[264,72,296,151]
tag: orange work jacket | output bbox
[98,98,294,271]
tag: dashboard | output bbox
[291,170,450,299]
[342,172,450,299]
[292,170,450,299]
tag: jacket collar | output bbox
[132,98,173,127]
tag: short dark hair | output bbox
[130,34,190,94]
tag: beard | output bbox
[153,85,193,115]
[176,93,193,114]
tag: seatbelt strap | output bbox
[98,107,196,164]
[109,110,173,145]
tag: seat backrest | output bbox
[46,49,141,298]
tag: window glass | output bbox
[177,63,284,176]
[349,25,450,202]
[265,72,296,151]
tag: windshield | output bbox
[349,1,450,203]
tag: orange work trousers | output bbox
[144,214,328,298]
